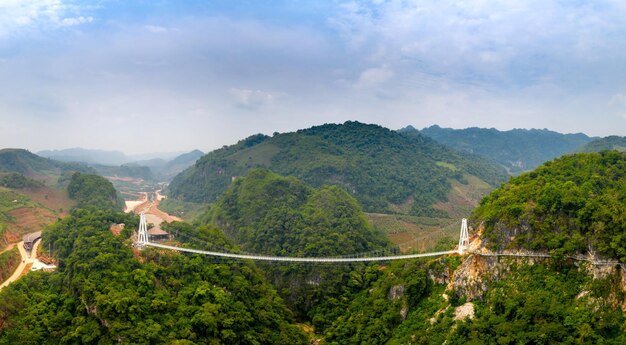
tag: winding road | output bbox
[0,241,31,289]
[0,237,54,290]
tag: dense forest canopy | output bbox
[169,121,507,216]
[472,151,626,261]
[205,168,388,257]
[0,209,308,344]
[203,168,390,326]
[415,125,593,174]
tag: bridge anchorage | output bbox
[137,215,472,262]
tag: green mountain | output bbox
[87,150,204,183]
[67,173,126,211]
[169,122,507,217]
[471,151,626,261]
[142,149,204,181]
[320,151,626,344]
[37,147,130,165]
[202,168,389,327]
[582,136,626,152]
[0,148,95,179]
[3,148,625,344]
[204,168,387,256]
[413,125,593,174]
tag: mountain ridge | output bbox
[409,125,594,174]
[168,121,508,216]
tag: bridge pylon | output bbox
[458,218,469,254]
[137,213,149,246]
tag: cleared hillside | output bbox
[169,122,507,217]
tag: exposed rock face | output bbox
[453,302,475,320]
[451,250,626,307]
[388,285,409,321]
[388,285,405,300]
[399,305,409,321]
[450,254,498,300]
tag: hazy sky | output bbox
[1,0,625,154]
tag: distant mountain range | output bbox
[37,148,204,182]
[37,148,191,166]
[581,136,626,152]
[404,125,595,174]
[168,121,508,216]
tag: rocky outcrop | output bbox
[388,285,409,321]
[450,254,498,300]
[453,302,475,320]
[388,284,405,300]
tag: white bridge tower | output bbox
[137,213,149,246]
[458,218,469,254]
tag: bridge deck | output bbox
[145,242,458,263]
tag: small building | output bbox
[23,231,42,252]
[148,228,170,242]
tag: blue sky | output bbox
[1,0,625,154]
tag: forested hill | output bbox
[0,148,95,178]
[204,168,388,257]
[582,136,626,152]
[412,125,593,174]
[168,121,507,216]
[67,173,125,211]
[471,151,626,261]
[0,209,307,344]
[202,168,389,327]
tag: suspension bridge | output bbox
[136,214,471,262]
[136,215,626,271]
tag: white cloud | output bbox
[355,65,394,88]
[330,0,626,90]
[0,0,92,36]
[59,15,92,27]
[144,25,172,34]
[229,88,285,109]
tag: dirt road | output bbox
[0,238,55,289]
[0,241,31,289]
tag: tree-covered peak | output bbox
[169,122,507,216]
[205,168,387,257]
[472,151,626,261]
